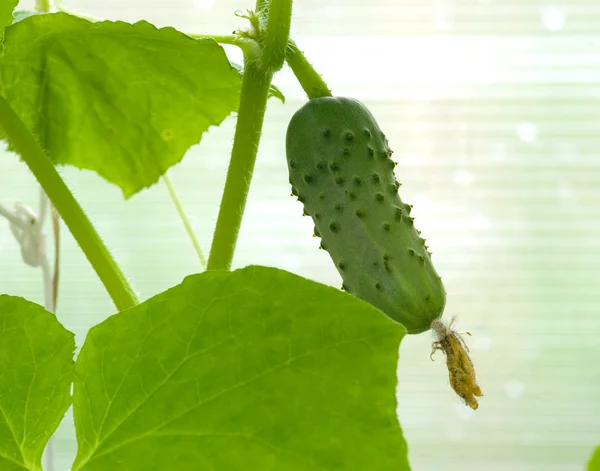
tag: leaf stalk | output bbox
[0,95,139,311]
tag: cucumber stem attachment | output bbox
[286,40,333,99]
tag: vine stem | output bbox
[35,0,51,12]
[255,0,268,13]
[260,0,292,73]
[0,95,139,311]
[162,174,206,268]
[207,63,273,270]
[186,33,240,46]
[207,0,293,270]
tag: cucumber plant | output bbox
[0,0,477,470]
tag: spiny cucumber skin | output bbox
[286,97,446,334]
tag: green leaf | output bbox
[590,446,600,471]
[267,82,285,103]
[0,0,18,39]
[0,295,75,471]
[72,265,409,471]
[0,13,241,197]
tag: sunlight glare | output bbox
[541,7,566,32]
[193,0,215,11]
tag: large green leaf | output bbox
[0,13,241,197]
[0,0,18,38]
[0,295,75,471]
[72,265,408,470]
[590,446,600,471]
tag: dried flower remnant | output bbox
[431,316,482,410]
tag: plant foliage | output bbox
[0,296,74,471]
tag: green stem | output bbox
[0,95,139,311]
[207,1,293,270]
[260,0,293,73]
[286,40,333,99]
[162,174,206,268]
[255,0,269,14]
[35,0,51,13]
[186,33,239,46]
[207,62,273,271]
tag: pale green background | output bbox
[1,0,599,470]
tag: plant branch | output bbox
[286,40,332,99]
[207,0,293,270]
[51,205,60,311]
[35,0,51,13]
[0,95,139,311]
[207,61,273,271]
[162,174,206,268]
[260,0,293,73]
[186,33,240,46]
[255,0,268,14]
[36,190,54,312]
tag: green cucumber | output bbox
[286,96,445,334]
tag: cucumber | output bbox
[286,96,445,334]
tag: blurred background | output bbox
[1,0,599,470]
